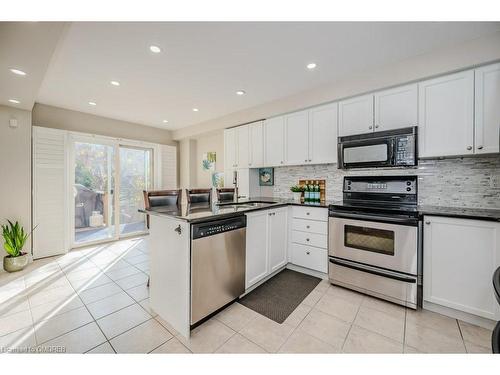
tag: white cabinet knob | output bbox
[369,126,373,130]
[478,146,483,150]
[466,146,472,150]
[425,221,430,225]
[306,251,310,255]
[375,125,379,129]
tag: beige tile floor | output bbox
[0,237,494,354]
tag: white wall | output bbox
[33,103,176,146]
[0,105,32,255]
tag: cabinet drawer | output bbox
[292,206,328,222]
[291,243,328,273]
[292,218,327,235]
[291,230,327,249]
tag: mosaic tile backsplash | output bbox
[272,156,500,208]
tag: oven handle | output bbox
[330,258,417,283]
[328,211,418,226]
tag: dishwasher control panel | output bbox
[192,215,247,239]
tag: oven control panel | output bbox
[344,176,417,195]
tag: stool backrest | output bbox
[216,188,235,202]
[186,188,212,205]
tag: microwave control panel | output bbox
[394,135,416,166]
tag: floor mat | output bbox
[239,269,321,324]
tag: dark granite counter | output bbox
[140,197,333,223]
[418,205,500,222]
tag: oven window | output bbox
[344,225,394,256]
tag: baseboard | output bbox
[423,301,497,330]
[286,263,328,280]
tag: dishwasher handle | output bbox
[192,215,246,239]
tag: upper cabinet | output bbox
[249,121,264,168]
[224,127,237,169]
[418,70,475,158]
[236,125,250,167]
[338,94,374,136]
[264,116,285,166]
[309,102,338,164]
[475,63,500,155]
[284,110,310,165]
[374,84,418,132]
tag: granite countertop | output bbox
[418,205,500,222]
[140,196,334,223]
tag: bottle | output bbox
[315,181,321,203]
[304,181,310,203]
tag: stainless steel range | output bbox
[328,175,421,309]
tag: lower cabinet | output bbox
[423,215,500,320]
[245,207,287,289]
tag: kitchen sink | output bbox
[217,200,277,208]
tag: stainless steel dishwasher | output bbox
[190,215,246,325]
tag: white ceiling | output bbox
[4,22,500,130]
[0,22,68,111]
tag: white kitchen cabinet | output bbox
[245,207,288,289]
[338,94,374,136]
[264,116,285,166]
[284,110,310,165]
[224,128,238,169]
[269,207,288,273]
[418,70,474,158]
[236,125,250,168]
[475,63,500,155]
[245,210,269,288]
[374,84,418,131]
[423,216,500,320]
[309,102,338,164]
[249,121,264,167]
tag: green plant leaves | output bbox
[1,220,33,258]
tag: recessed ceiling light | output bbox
[10,68,26,76]
[162,120,169,123]
[8,99,20,104]
[149,45,161,53]
[110,81,120,86]
[88,101,97,106]
[192,108,199,112]
[236,90,246,96]
[306,62,317,70]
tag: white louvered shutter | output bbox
[32,127,69,259]
[160,145,177,189]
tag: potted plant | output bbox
[2,220,34,272]
[290,185,304,202]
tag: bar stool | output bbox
[143,189,182,229]
[186,188,212,205]
[216,188,235,203]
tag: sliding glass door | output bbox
[118,146,153,236]
[73,141,116,245]
[71,139,153,247]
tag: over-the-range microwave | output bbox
[337,126,418,169]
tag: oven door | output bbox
[328,216,417,275]
[339,138,394,169]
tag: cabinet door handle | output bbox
[304,159,308,162]
[369,125,373,130]
[466,146,472,150]
[306,225,310,229]
[306,251,310,255]
[174,225,182,235]
[306,212,310,216]
[477,146,483,150]
[280,161,283,164]
[375,125,379,129]
[425,221,430,225]
[306,238,310,242]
